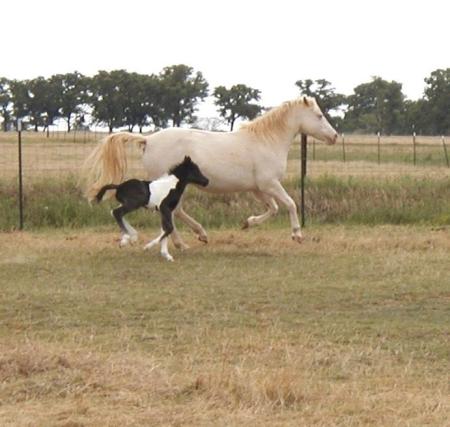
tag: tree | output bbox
[422,68,450,134]
[159,65,208,127]
[10,79,31,127]
[90,70,128,133]
[26,77,61,132]
[295,79,345,118]
[343,77,406,134]
[0,78,13,131]
[53,72,88,132]
[213,84,262,130]
[121,73,167,133]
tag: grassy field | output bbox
[0,225,449,426]
[1,131,449,425]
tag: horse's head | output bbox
[177,156,209,187]
[294,97,338,145]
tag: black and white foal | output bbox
[95,156,209,261]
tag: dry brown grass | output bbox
[1,334,448,427]
[1,226,449,426]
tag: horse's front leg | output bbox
[170,213,190,250]
[242,191,279,229]
[264,180,304,243]
[174,203,208,244]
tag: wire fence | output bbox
[1,132,449,184]
[0,130,146,183]
[1,130,449,230]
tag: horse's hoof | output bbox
[174,242,190,251]
[291,233,304,244]
[163,254,174,262]
[130,234,138,244]
[198,235,208,244]
[241,220,249,230]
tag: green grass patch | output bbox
[1,174,449,230]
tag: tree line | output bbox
[0,65,448,135]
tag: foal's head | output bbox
[170,156,209,187]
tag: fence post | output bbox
[342,133,346,162]
[300,134,307,227]
[377,132,381,164]
[442,136,449,168]
[17,119,24,230]
[413,132,417,165]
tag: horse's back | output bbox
[142,127,276,192]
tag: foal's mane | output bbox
[240,97,312,141]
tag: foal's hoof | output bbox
[144,241,157,251]
[119,235,131,247]
[162,254,174,262]
[241,220,250,230]
[198,235,208,244]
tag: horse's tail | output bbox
[95,184,119,203]
[80,132,147,202]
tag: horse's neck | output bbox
[269,106,301,152]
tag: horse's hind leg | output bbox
[174,203,208,244]
[242,191,279,229]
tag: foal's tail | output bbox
[80,132,147,202]
[95,184,119,203]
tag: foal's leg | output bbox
[143,230,164,251]
[174,203,208,243]
[122,217,138,243]
[159,236,173,262]
[112,205,138,247]
[144,206,174,261]
[242,191,279,229]
[263,180,304,243]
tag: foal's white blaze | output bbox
[147,174,179,209]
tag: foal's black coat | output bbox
[95,156,209,243]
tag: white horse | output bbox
[82,96,338,247]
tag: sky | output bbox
[2,0,449,118]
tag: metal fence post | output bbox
[342,133,346,162]
[442,136,449,168]
[377,132,381,164]
[300,133,307,227]
[17,119,24,230]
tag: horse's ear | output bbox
[184,155,191,162]
[303,96,310,107]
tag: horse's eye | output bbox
[318,114,323,120]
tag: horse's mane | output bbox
[240,97,312,141]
